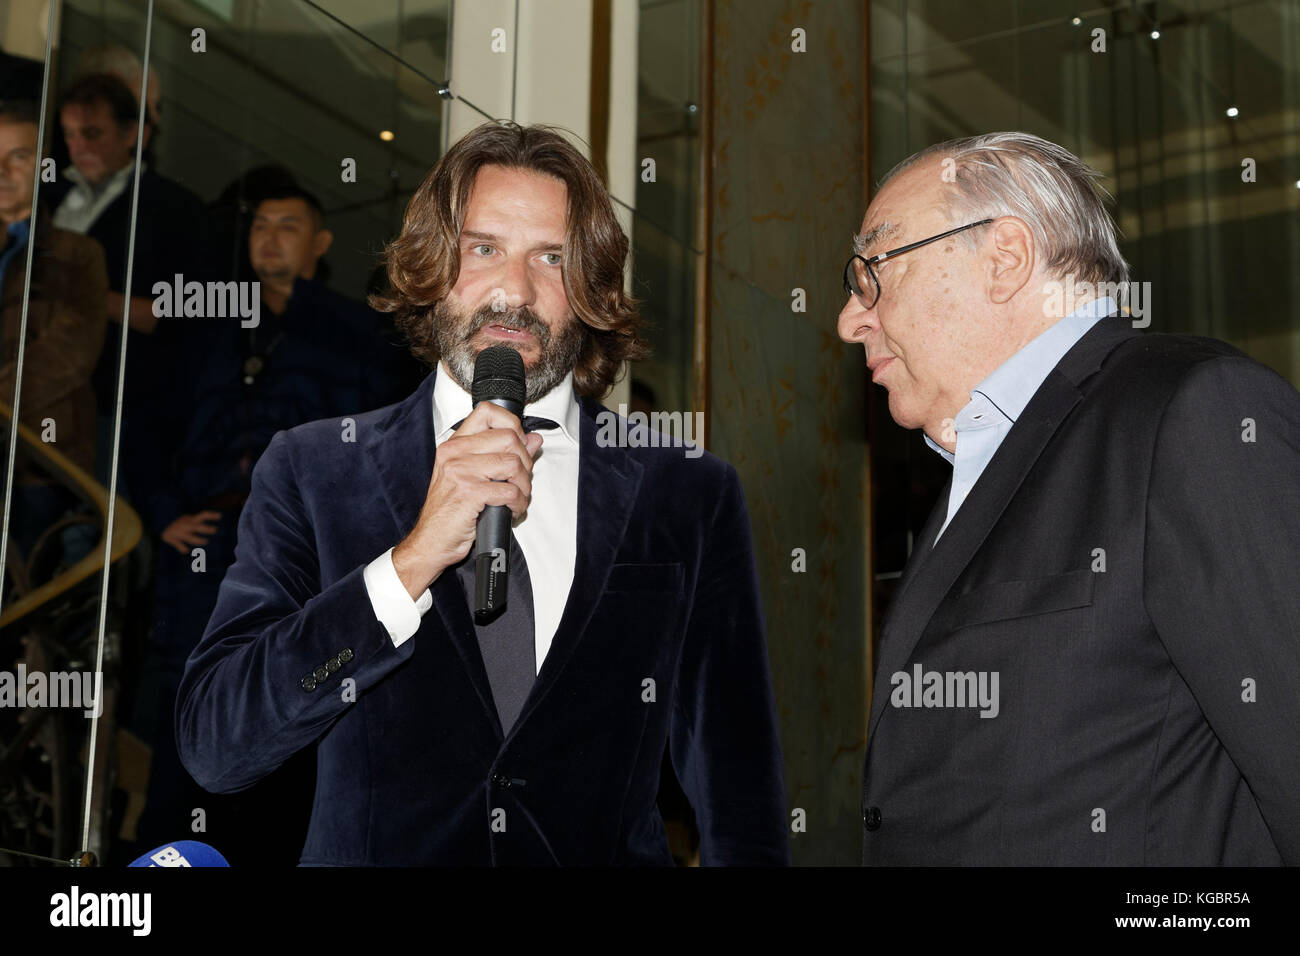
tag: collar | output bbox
[432,360,581,448]
[923,296,1116,462]
[3,218,30,245]
[974,296,1115,424]
[63,160,143,195]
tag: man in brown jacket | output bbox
[0,100,109,562]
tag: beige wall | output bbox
[1,0,59,60]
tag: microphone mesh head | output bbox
[471,345,526,405]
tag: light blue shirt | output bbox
[0,219,31,292]
[926,297,1116,542]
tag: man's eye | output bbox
[541,253,562,266]
[473,244,494,256]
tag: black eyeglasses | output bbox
[843,219,995,310]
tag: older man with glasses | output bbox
[840,131,1300,866]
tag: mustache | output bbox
[463,305,549,343]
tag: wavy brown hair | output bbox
[370,121,648,398]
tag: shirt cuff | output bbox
[363,547,433,648]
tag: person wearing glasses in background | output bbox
[839,131,1300,866]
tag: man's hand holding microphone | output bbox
[391,347,541,605]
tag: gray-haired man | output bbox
[841,131,1300,865]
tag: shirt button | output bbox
[313,665,329,682]
[863,807,882,831]
[326,656,341,673]
[339,648,354,664]
[301,676,318,692]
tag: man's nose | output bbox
[837,293,875,344]
[496,254,536,310]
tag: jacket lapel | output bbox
[865,316,1140,743]
[368,377,645,741]
[368,366,501,730]
[883,474,950,622]
[507,395,644,734]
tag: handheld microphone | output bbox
[127,840,230,867]
[471,346,525,623]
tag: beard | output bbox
[431,297,587,403]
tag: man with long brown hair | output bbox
[176,121,789,865]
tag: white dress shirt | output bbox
[362,362,581,674]
[52,162,141,234]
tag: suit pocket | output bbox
[605,562,683,592]
[943,569,1095,631]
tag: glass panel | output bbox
[1,0,452,867]
[1,0,153,868]
[635,0,700,421]
[872,0,1300,375]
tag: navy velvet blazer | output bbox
[175,368,790,865]
[861,318,1300,865]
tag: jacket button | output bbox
[863,807,882,831]
[339,648,354,664]
[326,656,341,673]
[313,665,329,682]
[493,773,511,788]
[301,676,318,692]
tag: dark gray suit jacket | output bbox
[861,316,1300,865]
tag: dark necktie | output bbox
[448,412,554,733]
[454,520,537,735]
[451,415,560,433]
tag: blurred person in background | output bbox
[0,98,108,575]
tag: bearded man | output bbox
[175,122,789,866]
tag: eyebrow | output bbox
[461,229,564,252]
[853,221,900,257]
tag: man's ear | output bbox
[119,120,142,150]
[985,216,1034,304]
[312,228,334,259]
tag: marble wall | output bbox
[706,0,873,865]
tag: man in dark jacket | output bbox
[175,123,790,865]
[841,131,1300,865]
[46,71,211,533]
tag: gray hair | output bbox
[881,131,1128,286]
